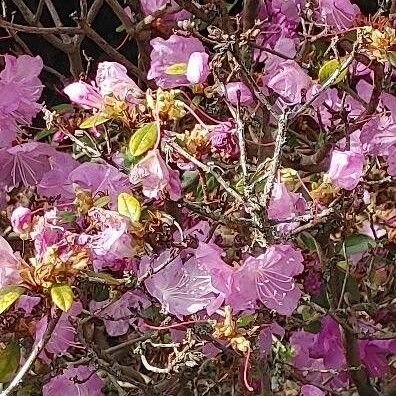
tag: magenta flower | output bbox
[15,295,41,314]
[37,152,79,200]
[267,60,313,105]
[147,35,208,88]
[83,208,134,271]
[0,235,22,287]
[140,0,190,20]
[0,55,43,138]
[208,121,239,158]
[358,339,396,377]
[259,322,285,357]
[43,365,103,396]
[39,161,130,209]
[231,244,304,315]
[223,82,254,106]
[144,250,221,317]
[11,207,33,236]
[95,61,143,105]
[90,290,150,336]
[130,149,181,200]
[267,182,306,221]
[0,142,56,187]
[316,0,360,30]
[36,303,83,362]
[63,81,103,109]
[327,150,364,190]
[300,385,325,396]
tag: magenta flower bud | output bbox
[63,81,103,110]
[186,52,210,84]
[223,82,254,106]
[11,206,33,235]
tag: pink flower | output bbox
[147,35,207,88]
[327,150,364,190]
[316,0,360,30]
[140,0,190,20]
[95,61,143,105]
[31,208,65,258]
[267,182,306,221]
[144,250,221,317]
[0,142,56,187]
[267,60,313,105]
[63,81,103,109]
[15,295,41,314]
[223,82,254,106]
[36,303,83,362]
[130,149,181,200]
[84,208,134,270]
[259,322,285,357]
[300,385,325,396]
[230,244,304,315]
[208,121,239,158]
[89,290,150,336]
[0,235,22,287]
[11,207,33,235]
[43,365,103,396]
[358,339,396,377]
[39,161,130,209]
[186,52,210,84]
[0,54,43,126]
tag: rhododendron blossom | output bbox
[0,2,395,395]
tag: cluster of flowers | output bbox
[0,0,395,395]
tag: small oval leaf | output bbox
[318,59,347,85]
[0,342,20,383]
[94,195,111,208]
[128,122,158,157]
[50,284,74,312]
[0,286,25,315]
[117,192,141,222]
[79,113,110,129]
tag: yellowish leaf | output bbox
[318,59,348,85]
[117,192,141,222]
[79,113,110,129]
[0,342,20,383]
[165,63,188,75]
[128,122,157,157]
[0,286,25,315]
[50,283,74,312]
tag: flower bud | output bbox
[11,206,33,237]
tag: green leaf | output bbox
[35,128,54,141]
[165,63,188,75]
[128,122,158,157]
[344,234,376,255]
[50,284,74,312]
[225,0,238,12]
[58,211,77,223]
[79,113,110,129]
[236,314,256,328]
[116,24,125,33]
[117,192,141,222]
[0,286,25,315]
[387,51,396,68]
[94,195,111,208]
[52,103,74,113]
[0,342,20,383]
[298,232,317,251]
[318,59,348,85]
[85,271,124,286]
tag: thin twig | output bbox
[0,312,61,396]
